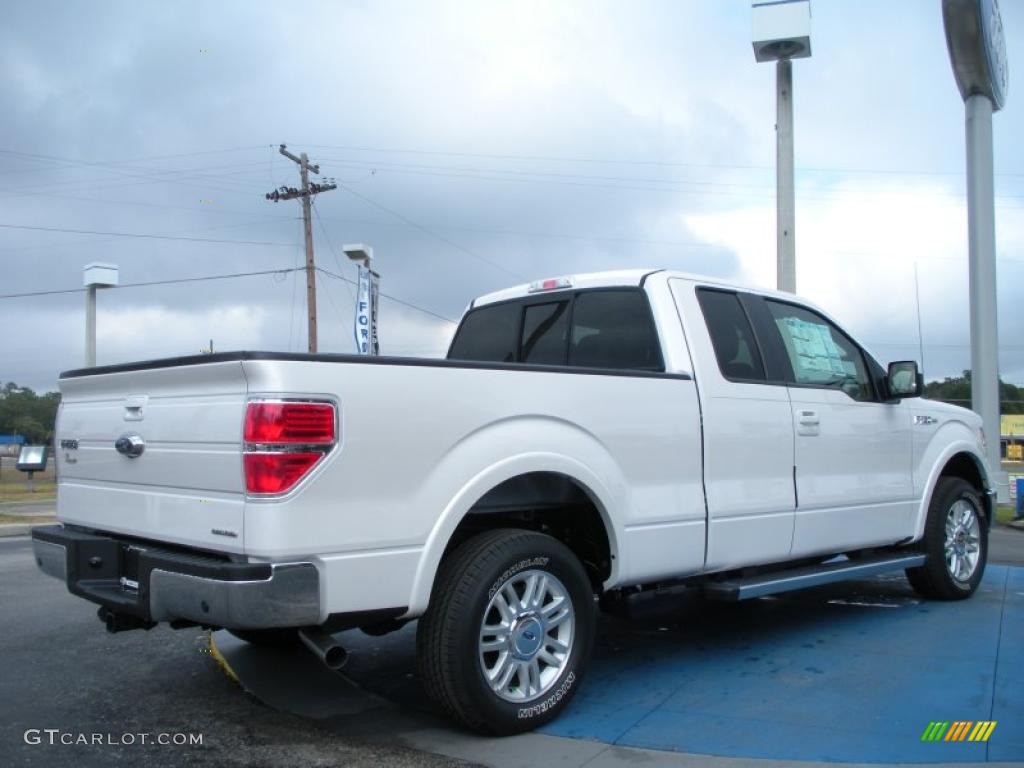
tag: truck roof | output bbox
[471,268,772,307]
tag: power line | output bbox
[0,222,296,247]
[8,142,1024,180]
[322,156,1024,200]
[333,180,525,280]
[323,160,1024,209]
[0,262,458,326]
[314,268,349,345]
[0,149,276,197]
[316,266,457,324]
[867,341,1024,351]
[0,268,303,300]
[304,142,1024,179]
[311,200,356,305]
[0,144,268,176]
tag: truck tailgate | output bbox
[56,360,248,554]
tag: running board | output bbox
[702,553,926,601]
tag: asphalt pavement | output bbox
[0,536,475,768]
[2,526,1021,768]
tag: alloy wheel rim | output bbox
[478,569,574,703]
[944,498,981,583]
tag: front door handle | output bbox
[798,410,819,425]
[797,409,820,436]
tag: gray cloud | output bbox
[1,0,1022,393]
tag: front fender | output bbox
[913,426,991,540]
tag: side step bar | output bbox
[703,553,926,601]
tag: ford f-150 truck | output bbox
[32,268,993,734]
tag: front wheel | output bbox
[417,529,595,735]
[906,477,987,600]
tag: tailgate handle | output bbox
[124,395,148,421]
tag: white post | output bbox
[85,284,97,367]
[752,0,810,293]
[82,262,118,368]
[776,58,796,293]
[965,93,1007,501]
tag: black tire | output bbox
[905,477,987,600]
[417,529,595,735]
[227,628,300,647]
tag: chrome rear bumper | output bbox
[31,525,320,629]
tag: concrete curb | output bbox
[0,521,56,538]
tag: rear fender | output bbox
[406,418,623,616]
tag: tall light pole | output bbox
[83,263,118,367]
[752,0,812,294]
[943,0,1010,501]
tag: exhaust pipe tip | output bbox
[322,644,348,670]
[298,626,348,671]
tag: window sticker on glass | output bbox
[766,300,872,401]
[782,318,855,381]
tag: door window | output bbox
[765,300,873,401]
[696,289,766,382]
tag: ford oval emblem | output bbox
[115,433,145,458]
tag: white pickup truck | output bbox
[33,268,993,734]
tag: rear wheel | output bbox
[906,477,987,600]
[417,529,595,735]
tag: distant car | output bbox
[34,268,992,734]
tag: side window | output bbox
[521,301,569,364]
[765,300,873,401]
[696,289,766,382]
[568,290,663,370]
[447,302,521,363]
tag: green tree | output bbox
[0,382,61,443]
[924,370,1024,415]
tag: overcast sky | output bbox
[2,0,1022,392]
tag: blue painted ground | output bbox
[253,564,1023,764]
[538,565,1023,763]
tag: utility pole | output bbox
[265,145,337,353]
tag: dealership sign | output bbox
[353,266,380,355]
[943,0,1009,110]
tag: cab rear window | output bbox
[448,289,663,371]
[447,301,520,362]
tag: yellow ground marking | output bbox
[206,630,240,686]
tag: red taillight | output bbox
[244,402,335,444]
[243,401,336,495]
[244,453,323,494]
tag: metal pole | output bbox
[914,261,926,372]
[85,284,96,366]
[776,57,796,294]
[300,152,318,354]
[965,94,1006,501]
